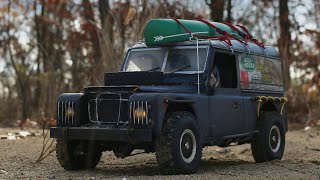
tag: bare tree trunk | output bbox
[33,0,45,113]
[279,0,291,90]
[99,0,113,42]
[98,0,117,72]
[82,0,103,83]
[205,0,225,21]
[226,0,232,22]
[6,0,30,126]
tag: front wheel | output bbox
[56,140,102,171]
[156,111,202,174]
[251,111,286,162]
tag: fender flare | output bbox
[152,98,196,137]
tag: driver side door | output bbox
[209,51,246,137]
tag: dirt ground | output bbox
[0,127,319,180]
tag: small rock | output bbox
[216,147,231,154]
[0,170,7,174]
[308,134,314,138]
[27,132,42,137]
[239,148,250,154]
[18,131,31,137]
[89,177,95,180]
[304,126,311,131]
[48,175,56,179]
[7,136,17,140]
[122,178,127,180]
[0,136,9,139]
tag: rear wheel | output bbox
[251,111,286,162]
[56,140,102,171]
[156,111,202,174]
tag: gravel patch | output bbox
[0,127,319,179]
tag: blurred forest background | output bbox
[0,0,319,128]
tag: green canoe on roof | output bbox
[144,19,251,47]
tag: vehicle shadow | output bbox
[80,158,253,177]
[199,159,254,173]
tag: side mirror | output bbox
[206,76,219,95]
[206,66,220,95]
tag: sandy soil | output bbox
[0,127,319,180]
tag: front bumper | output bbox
[50,127,152,143]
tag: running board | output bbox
[207,130,259,147]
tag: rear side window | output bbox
[238,54,283,91]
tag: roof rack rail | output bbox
[172,18,265,49]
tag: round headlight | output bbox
[134,109,147,119]
[65,107,75,118]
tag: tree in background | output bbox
[205,0,225,21]
[1,1,33,124]
[0,0,202,126]
[279,0,291,90]
[0,0,319,127]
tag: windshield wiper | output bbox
[147,66,161,72]
[168,64,191,74]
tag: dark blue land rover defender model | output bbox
[51,39,288,174]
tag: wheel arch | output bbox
[260,102,277,112]
[153,101,197,138]
[259,102,288,131]
[165,102,196,118]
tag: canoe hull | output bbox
[144,19,248,47]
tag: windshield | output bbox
[124,49,166,72]
[123,47,208,73]
[164,48,207,73]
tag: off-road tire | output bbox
[251,111,285,163]
[156,111,202,174]
[56,139,102,171]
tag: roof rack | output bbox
[172,18,265,49]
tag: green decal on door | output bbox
[240,55,256,71]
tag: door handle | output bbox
[232,102,240,109]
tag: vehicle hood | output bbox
[135,85,197,94]
[82,85,197,94]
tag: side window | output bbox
[238,54,284,91]
[211,52,238,88]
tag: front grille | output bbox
[88,93,129,124]
[57,101,75,125]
